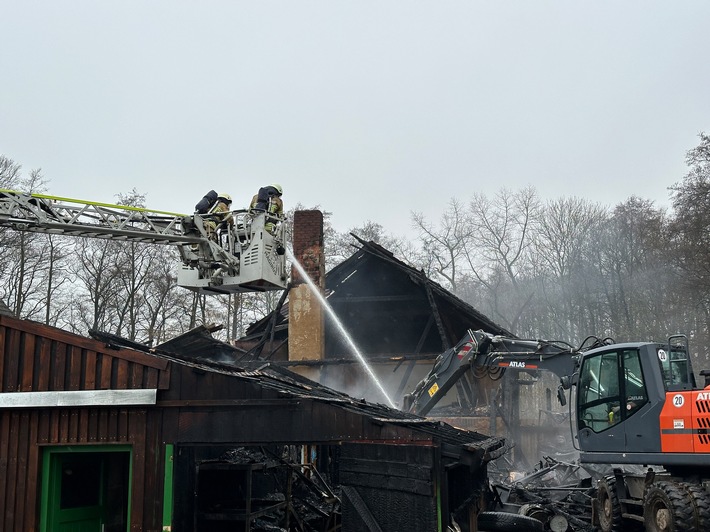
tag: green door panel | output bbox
[41,446,132,532]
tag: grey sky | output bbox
[2,1,709,238]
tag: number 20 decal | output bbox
[673,394,685,407]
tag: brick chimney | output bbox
[289,210,325,364]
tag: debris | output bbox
[211,446,341,531]
[487,456,597,531]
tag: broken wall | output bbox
[339,442,440,532]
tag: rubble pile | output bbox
[219,446,341,532]
[489,456,597,532]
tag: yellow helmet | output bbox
[218,193,232,203]
[270,184,283,195]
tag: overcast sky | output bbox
[2,2,709,238]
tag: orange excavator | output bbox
[405,329,710,531]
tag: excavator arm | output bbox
[403,329,580,416]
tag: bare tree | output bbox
[327,220,419,272]
[141,247,191,345]
[42,234,73,326]
[107,189,167,340]
[669,132,710,291]
[0,157,28,311]
[460,187,541,331]
[0,167,70,321]
[597,198,669,338]
[668,132,710,356]
[412,198,472,292]
[70,237,124,333]
[530,197,608,339]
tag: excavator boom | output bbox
[404,329,579,416]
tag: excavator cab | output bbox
[574,337,710,532]
[575,335,706,462]
[576,347,649,436]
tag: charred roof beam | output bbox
[424,282,450,350]
[329,295,424,303]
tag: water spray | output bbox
[287,250,397,408]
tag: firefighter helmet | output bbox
[218,193,232,203]
[270,184,283,196]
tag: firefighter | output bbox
[205,193,233,242]
[249,184,283,233]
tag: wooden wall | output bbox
[0,315,170,532]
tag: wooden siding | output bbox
[0,315,170,532]
[0,316,169,394]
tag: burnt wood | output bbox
[0,314,502,531]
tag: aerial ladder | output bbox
[0,189,288,294]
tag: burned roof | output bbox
[151,323,249,361]
[245,236,513,357]
[91,326,506,464]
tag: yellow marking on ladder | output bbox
[1,188,188,217]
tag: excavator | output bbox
[404,329,710,532]
[0,189,288,294]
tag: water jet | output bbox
[287,249,396,408]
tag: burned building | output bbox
[242,213,570,466]
[0,210,572,530]
[241,213,512,400]
[0,313,505,531]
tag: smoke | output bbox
[317,363,405,408]
[288,249,397,408]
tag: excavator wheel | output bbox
[596,475,623,532]
[477,511,544,532]
[643,480,695,532]
[679,481,710,530]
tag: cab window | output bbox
[577,349,647,433]
[658,347,693,390]
[622,350,648,413]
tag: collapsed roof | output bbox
[244,237,513,359]
[91,325,506,465]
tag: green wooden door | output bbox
[48,453,103,531]
[41,446,132,532]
